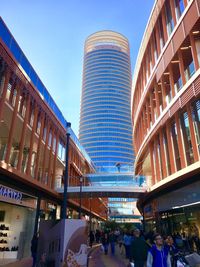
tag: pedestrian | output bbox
[130,229,148,267]
[123,231,132,259]
[109,230,117,255]
[165,236,179,267]
[101,232,109,255]
[31,233,38,267]
[147,233,171,267]
[95,229,101,243]
[89,231,95,247]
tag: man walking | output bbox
[147,233,171,267]
[130,229,148,267]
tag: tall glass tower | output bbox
[79,31,134,173]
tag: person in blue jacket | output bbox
[147,233,171,267]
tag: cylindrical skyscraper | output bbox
[79,31,134,173]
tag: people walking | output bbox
[109,231,117,255]
[165,236,179,267]
[130,229,148,267]
[31,233,38,267]
[147,233,171,267]
[89,231,95,247]
[101,232,109,255]
[123,231,132,259]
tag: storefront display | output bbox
[143,180,200,239]
[0,184,37,264]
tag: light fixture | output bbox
[180,46,190,50]
[172,201,200,209]
[171,60,180,63]
[192,31,200,35]
[164,72,170,75]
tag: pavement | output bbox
[88,243,129,267]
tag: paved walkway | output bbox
[89,244,129,267]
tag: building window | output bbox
[180,111,194,165]
[165,1,174,37]
[175,0,185,20]
[192,99,200,153]
[158,16,165,50]
[171,122,181,171]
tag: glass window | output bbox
[180,111,194,165]
[175,0,185,20]
[171,122,181,171]
[0,19,12,48]
[165,1,174,37]
[10,39,21,62]
[192,100,200,153]
[20,54,30,76]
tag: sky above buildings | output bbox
[1,0,154,135]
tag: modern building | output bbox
[0,17,107,264]
[132,0,200,236]
[79,31,134,173]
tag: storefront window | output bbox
[171,122,181,171]
[180,111,194,165]
[0,186,37,265]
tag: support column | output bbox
[159,131,167,178]
[17,94,31,171]
[155,85,160,117]
[186,104,199,162]
[166,124,176,173]
[151,38,155,67]
[41,120,50,183]
[160,78,167,109]
[150,91,155,124]
[146,101,151,129]
[51,131,59,189]
[34,197,41,236]
[161,8,168,43]
[26,104,39,176]
[154,139,161,182]
[189,32,199,71]
[149,142,156,185]
[4,82,21,163]
[155,25,161,55]
[178,50,186,85]
[34,113,45,180]
[47,129,55,187]
[0,68,11,121]
[175,113,186,168]
[168,64,175,97]
[170,0,177,26]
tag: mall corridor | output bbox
[88,244,129,267]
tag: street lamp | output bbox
[89,193,92,232]
[61,122,71,219]
[78,176,83,219]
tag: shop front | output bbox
[0,184,37,265]
[143,179,200,238]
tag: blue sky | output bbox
[1,0,154,135]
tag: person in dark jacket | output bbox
[31,233,38,267]
[109,231,117,255]
[130,229,148,267]
[101,232,110,255]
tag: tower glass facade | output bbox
[79,31,134,173]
